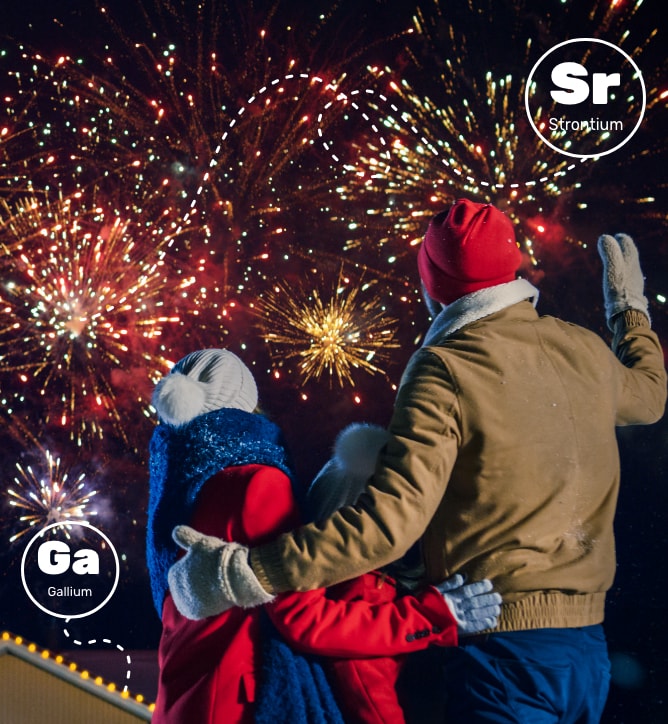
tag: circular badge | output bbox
[525,37,645,159]
[20,522,120,619]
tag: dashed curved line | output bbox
[166,71,582,247]
[63,622,131,692]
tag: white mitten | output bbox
[437,574,502,635]
[597,233,649,329]
[167,525,274,620]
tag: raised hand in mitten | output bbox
[167,525,274,620]
[437,574,502,635]
[597,233,649,329]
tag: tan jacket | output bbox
[252,303,666,631]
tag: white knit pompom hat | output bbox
[152,349,258,426]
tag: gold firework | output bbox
[255,272,399,387]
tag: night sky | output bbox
[1,1,666,720]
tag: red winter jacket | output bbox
[271,569,456,723]
[152,463,457,724]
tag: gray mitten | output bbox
[597,233,649,329]
[167,525,274,620]
[437,574,502,635]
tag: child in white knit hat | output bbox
[151,348,259,426]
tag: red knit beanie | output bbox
[418,199,521,305]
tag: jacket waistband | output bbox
[492,591,606,632]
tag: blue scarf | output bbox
[146,407,294,615]
[256,614,344,724]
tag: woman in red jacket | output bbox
[148,349,500,723]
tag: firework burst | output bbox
[6,449,98,543]
[334,66,585,267]
[0,192,201,446]
[329,0,665,268]
[35,0,379,271]
[254,270,400,387]
[0,45,151,204]
[0,0,418,445]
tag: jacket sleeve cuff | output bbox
[249,544,280,595]
[418,586,459,647]
[611,309,651,348]
[611,309,650,332]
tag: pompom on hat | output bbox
[152,349,258,426]
[418,198,522,305]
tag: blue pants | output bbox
[437,626,611,723]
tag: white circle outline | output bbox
[20,521,120,620]
[524,37,646,159]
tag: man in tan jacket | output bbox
[168,199,666,722]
